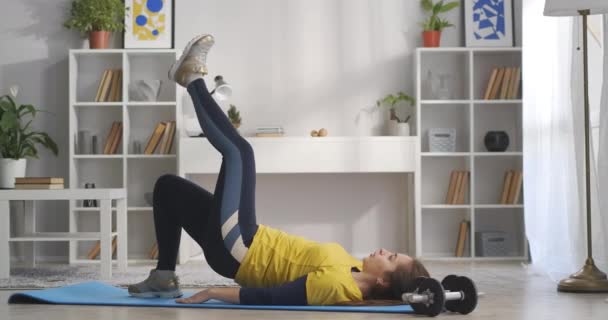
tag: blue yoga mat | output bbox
[8,281,413,314]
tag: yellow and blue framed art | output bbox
[124,0,174,48]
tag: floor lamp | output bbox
[544,0,608,293]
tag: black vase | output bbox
[484,131,509,152]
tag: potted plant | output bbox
[0,87,59,188]
[227,104,242,129]
[64,0,127,49]
[420,0,459,47]
[376,92,416,136]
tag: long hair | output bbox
[337,258,430,306]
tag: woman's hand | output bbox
[176,289,211,304]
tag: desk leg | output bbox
[116,198,127,272]
[23,201,36,268]
[0,200,10,278]
[99,199,112,280]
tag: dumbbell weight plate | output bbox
[410,278,445,317]
[441,275,461,313]
[442,276,478,314]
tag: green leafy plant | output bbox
[0,88,59,159]
[228,104,242,126]
[421,0,459,32]
[64,0,128,33]
[376,92,416,123]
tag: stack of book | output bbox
[149,242,159,260]
[87,236,118,260]
[445,171,470,205]
[95,69,123,102]
[483,66,521,100]
[454,220,470,257]
[144,121,176,154]
[103,121,123,154]
[500,170,523,204]
[15,177,64,190]
[255,126,284,137]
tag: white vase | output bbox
[387,120,410,136]
[0,158,27,189]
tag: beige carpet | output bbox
[0,262,236,289]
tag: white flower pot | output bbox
[388,121,410,136]
[0,158,27,189]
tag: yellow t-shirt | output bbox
[234,224,363,305]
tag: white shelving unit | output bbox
[68,49,183,264]
[414,47,527,261]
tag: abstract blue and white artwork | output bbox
[465,0,513,47]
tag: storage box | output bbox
[428,128,456,152]
[475,231,512,257]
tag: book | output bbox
[149,242,158,259]
[109,122,123,154]
[87,242,101,260]
[500,170,514,204]
[158,121,171,155]
[144,122,167,155]
[509,171,523,204]
[499,67,512,100]
[103,122,118,154]
[451,171,464,204]
[164,121,176,154]
[456,171,469,205]
[483,68,499,100]
[509,67,521,99]
[506,170,519,204]
[108,69,122,102]
[255,133,285,137]
[15,183,64,190]
[111,237,118,259]
[489,68,505,100]
[15,177,64,184]
[446,171,459,204]
[100,70,115,102]
[455,220,469,257]
[95,70,110,102]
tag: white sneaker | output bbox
[168,34,215,87]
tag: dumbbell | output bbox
[401,275,478,317]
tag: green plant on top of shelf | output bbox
[376,92,416,123]
[228,104,242,128]
[64,0,129,49]
[420,0,459,31]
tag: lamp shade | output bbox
[544,0,608,16]
[212,75,233,101]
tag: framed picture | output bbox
[464,0,513,47]
[124,0,175,49]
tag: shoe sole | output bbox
[168,34,214,82]
[129,289,183,299]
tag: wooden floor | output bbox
[2,262,608,319]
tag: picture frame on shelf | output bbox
[124,0,175,49]
[464,0,514,47]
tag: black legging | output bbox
[153,79,258,278]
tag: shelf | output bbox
[473,152,522,157]
[128,207,153,211]
[420,100,470,105]
[127,102,177,107]
[475,205,524,209]
[417,47,521,53]
[73,155,123,159]
[422,205,471,209]
[10,232,118,242]
[473,100,522,104]
[74,207,117,212]
[422,152,470,157]
[73,259,157,264]
[420,256,527,262]
[126,154,177,159]
[74,102,123,107]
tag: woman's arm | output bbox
[176,287,240,304]
[176,276,308,305]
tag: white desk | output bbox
[177,136,419,263]
[0,188,127,279]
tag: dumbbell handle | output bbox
[402,291,464,304]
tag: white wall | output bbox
[1,0,522,260]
